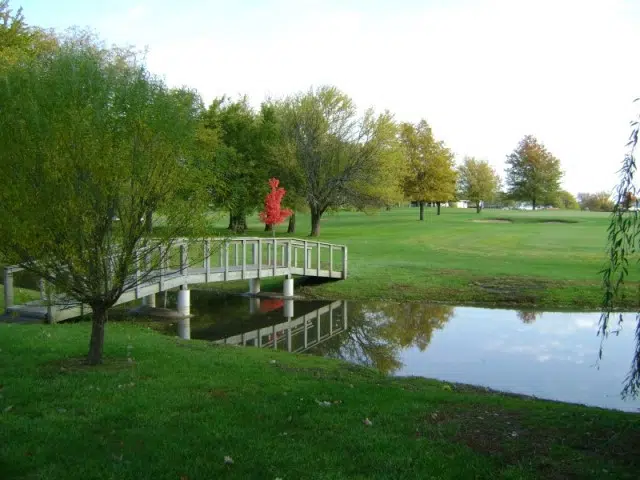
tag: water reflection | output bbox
[164,292,640,412]
[517,310,540,324]
[308,303,453,374]
[208,300,346,353]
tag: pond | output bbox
[152,291,640,412]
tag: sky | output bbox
[16,0,640,195]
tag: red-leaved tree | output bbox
[259,178,292,236]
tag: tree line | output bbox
[0,2,594,363]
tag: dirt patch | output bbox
[418,404,640,476]
[470,276,557,304]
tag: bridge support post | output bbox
[177,286,190,317]
[284,298,294,318]
[249,278,260,295]
[178,318,191,340]
[142,294,156,308]
[283,276,294,298]
[249,297,261,314]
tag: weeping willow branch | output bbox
[600,99,640,398]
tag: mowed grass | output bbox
[206,208,635,309]
[2,322,640,480]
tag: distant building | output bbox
[455,200,469,208]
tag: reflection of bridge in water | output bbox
[178,299,347,354]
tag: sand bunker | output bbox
[471,219,513,224]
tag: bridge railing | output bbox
[136,237,347,284]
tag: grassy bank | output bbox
[1,322,638,479]
[206,208,636,310]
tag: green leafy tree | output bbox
[577,192,614,212]
[553,190,580,210]
[400,120,457,219]
[505,135,563,210]
[201,98,280,233]
[0,39,208,364]
[279,86,404,236]
[0,0,57,68]
[457,156,501,213]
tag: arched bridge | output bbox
[2,237,348,323]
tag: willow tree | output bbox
[280,86,404,236]
[0,0,57,69]
[601,111,640,397]
[0,39,208,364]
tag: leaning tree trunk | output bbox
[532,198,536,211]
[310,209,322,237]
[287,213,296,233]
[145,210,153,233]
[87,305,108,365]
[419,201,425,221]
[436,202,441,216]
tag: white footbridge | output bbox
[2,237,348,323]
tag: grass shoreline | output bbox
[1,322,639,479]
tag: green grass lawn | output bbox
[204,207,634,310]
[2,208,631,311]
[1,322,639,480]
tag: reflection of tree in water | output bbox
[517,310,540,324]
[309,302,453,375]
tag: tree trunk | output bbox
[310,209,321,237]
[264,223,273,232]
[532,198,536,211]
[228,212,247,234]
[476,202,482,214]
[436,202,441,216]
[419,201,425,221]
[145,210,153,233]
[87,306,108,365]
[287,213,296,233]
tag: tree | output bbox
[0,0,57,69]
[259,178,292,235]
[577,192,614,212]
[279,86,404,236]
[457,157,501,213]
[601,108,640,397]
[400,120,457,219]
[0,39,208,364]
[201,98,280,233]
[553,190,580,210]
[505,135,563,210]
